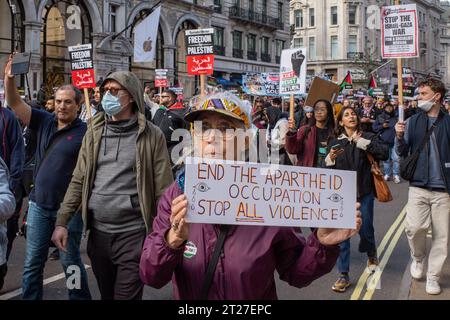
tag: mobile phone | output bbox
[11,52,31,75]
[331,144,342,151]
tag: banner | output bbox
[279,48,307,95]
[68,43,96,89]
[185,158,357,229]
[185,28,215,75]
[133,6,161,62]
[57,2,83,48]
[381,4,419,58]
[242,73,280,96]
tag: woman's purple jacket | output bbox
[139,182,340,300]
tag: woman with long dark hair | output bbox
[286,99,335,168]
[326,106,389,293]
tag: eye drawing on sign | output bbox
[328,193,344,217]
[191,182,211,210]
[291,49,305,77]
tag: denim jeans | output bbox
[22,201,91,300]
[383,146,399,177]
[337,193,376,274]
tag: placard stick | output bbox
[395,1,405,122]
[200,74,206,98]
[83,88,92,120]
[289,94,294,120]
[159,86,162,105]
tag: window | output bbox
[276,39,284,59]
[331,36,338,59]
[262,0,267,17]
[261,36,269,54]
[233,31,243,58]
[348,35,357,55]
[233,0,240,7]
[309,37,316,60]
[293,37,303,48]
[110,5,118,32]
[233,31,242,50]
[248,34,256,52]
[213,27,224,55]
[278,2,283,21]
[249,0,254,11]
[213,0,222,13]
[349,5,357,25]
[309,8,315,27]
[294,10,303,28]
[213,27,224,46]
[331,6,338,25]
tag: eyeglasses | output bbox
[104,88,127,97]
[193,123,237,140]
[161,95,171,99]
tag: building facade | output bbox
[0,0,289,100]
[289,0,449,88]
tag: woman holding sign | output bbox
[325,106,389,293]
[139,93,362,300]
[286,99,336,168]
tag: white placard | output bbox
[381,4,419,58]
[184,157,357,229]
[279,48,307,95]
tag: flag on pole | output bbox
[368,73,378,97]
[339,71,352,92]
[133,6,161,62]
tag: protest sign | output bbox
[169,86,184,101]
[184,157,357,229]
[68,43,96,89]
[304,77,340,108]
[279,48,307,95]
[155,69,168,88]
[242,73,280,97]
[185,28,215,76]
[381,4,419,58]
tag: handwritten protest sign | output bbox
[185,28,215,75]
[279,48,307,95]
[242,73,280,96]
[381,4,419,58]
[68,43,96,89]
[184,157,357,229]
[155,69,168,88]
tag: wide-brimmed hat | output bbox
[184,92,251,128]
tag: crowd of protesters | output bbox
[0,53,449,299]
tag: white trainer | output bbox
[410,259,424,280]
[426,277,441,295]
[383,175,390,181]
[393,175,401,184]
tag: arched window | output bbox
[130,10,164,85]
[0,0,24,85]
[174,20,198,98]
[40,0,92,98]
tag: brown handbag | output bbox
[367,153,393,202]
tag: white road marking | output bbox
[0,265,90,300]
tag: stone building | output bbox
[0,0,289,99]
[289,0,449,88]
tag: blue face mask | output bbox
[102,91,122,116]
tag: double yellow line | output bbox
[350,205,407,300]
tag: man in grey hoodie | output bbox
[53,71,173,300]
[0,157,16,290]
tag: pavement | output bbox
[399,235,450,300]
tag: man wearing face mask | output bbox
[395,78,450,296]
[52,71,173,300]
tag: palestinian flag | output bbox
[368,73,378,97]
[339,71,353,92]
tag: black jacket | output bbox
[396,110,450,194]
[373,111,398,146]
[327,132,389,198]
